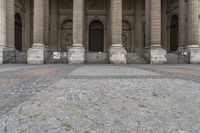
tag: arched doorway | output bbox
[61,20,73,52]
[122,21,131,52]
[15,13,22,51]
[89,21,104,52]
[170,15,178,52]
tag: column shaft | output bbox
[33,0,45,44]
[187,0,199,46]
[28,0,46,64]
[111,0,122,45]
[150,0,161,47]
[149,0,167,64]
[73,0,84,46]
[68,0,85,64]
[109,0,127,64]
[186,0,200,64]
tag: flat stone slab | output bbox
[0,65,200,133]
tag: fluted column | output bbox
[149,0,167,64]
[178,0,186,49]
[109,0,127,64]
[0,0,6,64]
[27,0,46,64]
[187,0,200,64]
[6,0,15,49]
[68,0,85,64]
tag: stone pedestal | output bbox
[187,45,200,64]
[27,44,46,64]
[109,44,127,64]
[0,48,3,64]
[150,46,167,64]
[68,44,85,64]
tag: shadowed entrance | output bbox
[89,21,104,52]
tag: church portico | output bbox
[1,0,200,64]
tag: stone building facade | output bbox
[0,0,200,64]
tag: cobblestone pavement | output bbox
[0,64,200,133]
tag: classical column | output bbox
[27,0,46,64]
[178,0,186,50]
[109,0,127,64]
[187,0,200,63]
[6,0,15,50]
[0,0,6,64]
[68,0,85,64]
[149,0,167,64]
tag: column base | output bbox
[150,46,167,64]
[0,47,3,64]
[187,45,200,64]
[27,43,46,64]
[68,44,85,64]
[109,44,127,64]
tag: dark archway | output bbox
[15,13,22,51]
[89,21,104,52]
[170,15,178,52]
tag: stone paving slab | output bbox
[0,65,200,133]
[0,65,80,117]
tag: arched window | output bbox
[15,13,22,51]
[170,15,178,52]
[89,20,104,52]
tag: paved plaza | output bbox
[0,64,200,133]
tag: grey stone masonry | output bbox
[68,0,85,64]
[109,0,127,64]
[27,0,46,64]
[0,0,6,64]
[149,0,167,64]
[187,0,200,64]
